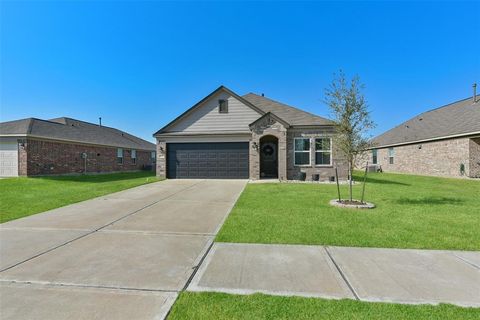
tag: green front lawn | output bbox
[168,292,479,320]
[0,171,159,223]
[216,172,480,250]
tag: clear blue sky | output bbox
[1,1,479,142]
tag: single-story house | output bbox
[367,95,480,178]
[154,86,347,181]
[0,117,156,177]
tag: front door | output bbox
[260,141,278,178]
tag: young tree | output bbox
[325,71,375,201]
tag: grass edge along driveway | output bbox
[0,171,159,223]
[168,292,480,320]
[216,171,480,250]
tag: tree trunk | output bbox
[349,161,353,201]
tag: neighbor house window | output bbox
[117,148,123,164]
[388,147,394,164]
[151,151,156,163]
[294,138,310,166]
[218,99,228,113]
[372,149,378,164]
[131,149,136,164]
[315,137,332,166]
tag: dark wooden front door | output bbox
[260,141,278,178]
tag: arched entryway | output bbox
[260,135,278,179]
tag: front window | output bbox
[294,138,310,166]
[117,148,123,164]
[372,149,378,164]
[315,138,332,166]
[388,147,394,164]
[131,149,136,164]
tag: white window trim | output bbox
[117,148,124,165]
[131,149,137,164]
[314,137,333,167]
[294,137,311,167]
[388,147,394,164]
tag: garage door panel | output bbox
[0,142,19,177]
[167,143,249,179]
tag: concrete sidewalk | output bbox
[0,179,247,320]
[187,242,480,307]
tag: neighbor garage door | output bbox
[167,142,249,179]
[0,142,19,177]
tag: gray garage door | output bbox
[167,142,249,179]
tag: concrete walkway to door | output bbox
[0,179,247,320]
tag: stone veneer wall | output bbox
[469,138,480,178]
[369,137,474,178]
[156,140,167,178]
[21,138,153,176]
[18,139,28,176]
[249,117,287,180]
[286,128,348,181]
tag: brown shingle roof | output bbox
[373,97,480,147]
[0,117,155,150]
[242,93,333,126]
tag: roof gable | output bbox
[249,112,290,129]
[154,86,264,135]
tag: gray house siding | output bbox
[165,92,261,133]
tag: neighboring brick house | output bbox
[0,117,156,177]
[365,95,480,178]
[153,86,348,181]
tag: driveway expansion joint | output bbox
[323,246,360,300]
[452,253,480,270]
[0,279,179,293]
[182,240,215,291]
[0,179,207,273]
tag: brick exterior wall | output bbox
[20,138,154,176]
[286,129,348,181]
[367,137,477,178]
[469,138,480,178]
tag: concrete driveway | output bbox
[0,179,246,320]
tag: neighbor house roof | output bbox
[0,117,155,151]
[373,97,480,148]
[242,93,333,126]
[154,86,333,135]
